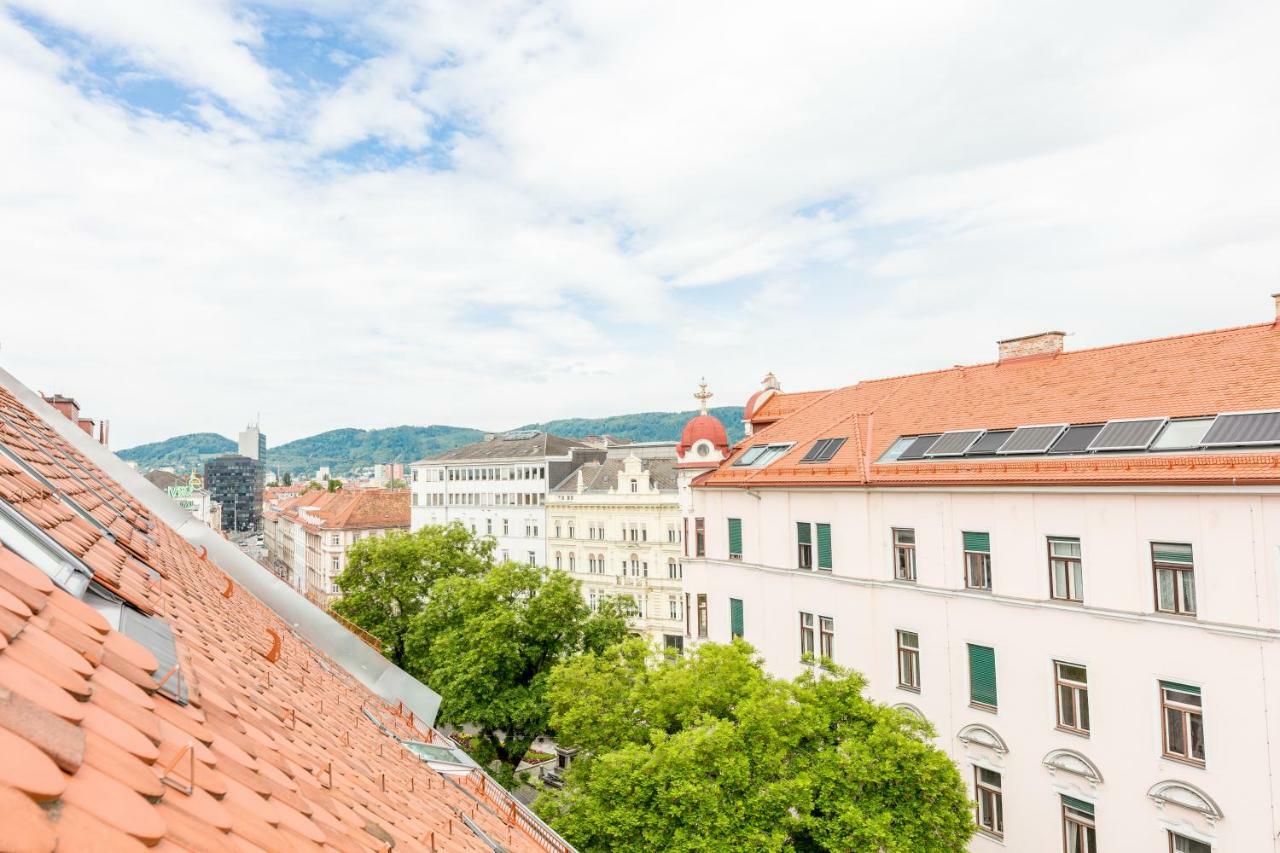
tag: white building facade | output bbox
[548,443,686,649]
[684,307,1280,853]
[409,431,601,566]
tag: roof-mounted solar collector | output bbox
[925,429,985,457]
[1201,411,1280,447]
[1088,418,1167,452]
[997,424,1068,455]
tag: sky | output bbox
[2,1,1279,449]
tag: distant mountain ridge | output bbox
[119,406,745,474]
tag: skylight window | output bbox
[965,430,1013,456]
[800,437,847,463]
[879,436,916,462]
[1151,418,1214,451]
[733,443,794,467]
[1048,424,1103,454]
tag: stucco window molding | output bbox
[957,723,1008,756]
[1042,748,1103,787]
[892,702,926,721]
[1147,779,1224,824]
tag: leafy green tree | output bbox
[281,471,292,485]
[406,563,628,786]
[332,523,493,668]
[327,478,343,492]
[387,478,408,489]
[536,639,974,852]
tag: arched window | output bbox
[568,553,576,571]
[554,552,562,570]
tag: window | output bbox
[1055,661,1090,735]
[1169,832,1212,853]
[663,634,684,654]
[568,524,574,539]
[963,531,991,590]
[1061,796,1096,853]
[330,533,340,545]
[968,644,997,710]
[555,523,561,538]
[1161,681,1205,764]
[797,522,813,569]
[695,518,706,557]
[502,519,509,536]
[1049,537,1083,602]
[696,594,708,639]
[554,553,562,570]
[330,556,339,573]
[974,767,1003,838]
[668,559,680,579]
[729,597,744,639]
[486,518,492,535]
[588,589,597,611]
[668,596,679,620]
[727,518,743,559]
[630,479,638,492]
[819,616,834,659]
[568,553,575,571]
[527,551,536,566]
[733,443,793,467]
[893,528,916,581]
[897,630,920,691]
[799,612,815,658]
[1153,542,1196,616]
[799,437,847,463]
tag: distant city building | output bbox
[143,469,181,491]
[204,454,260,533]
[410,431,602,566]
[548,442,685,649]
[316,466,331,482]
[264,487,410,604]
[238,422,266,461]
[165,471,222,531]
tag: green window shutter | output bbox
[796,522,812,545]
[962,531,990,553]
[1161,680,1201,696]
[1060,795,1094,815]
[968,644,997,708]
[816,523,832,569]
[728,518,743,557]
[730,598,744,639]
[1153,543,1193,564]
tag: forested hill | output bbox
[120,406,745,474]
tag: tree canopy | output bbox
[536,639,974,852]
[331,523,493,667]
[406,561,628,785]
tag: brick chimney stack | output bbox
[42,394,80,422]
[1271,292,1280,325]
[997,331,1066,362]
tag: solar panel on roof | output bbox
[925,429,985,457]
[997,424,1067,454]
[1088,418,1167,451]
[965,429,1013,456]
[1202,411,1280,447]
[898,434,941,460]
[1048,424,1103,454]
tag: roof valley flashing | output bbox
[0,365,443,727]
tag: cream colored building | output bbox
[548,443,686,650]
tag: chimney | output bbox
[1272,292,1280,325]
[76,418,94,436]
[998,331,1065,362]
[42,394,80,422]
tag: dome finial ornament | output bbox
[694,378,713,415]
[762,371,780,391]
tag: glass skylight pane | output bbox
[898,435,941,460]
[966,430,1013,456]
[879,437,916,462]
[735,445,768,466]
[1151,418,1214,450]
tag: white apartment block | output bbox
[548,443,686,649]
[409,431,601,566]
[683,302,1280,853]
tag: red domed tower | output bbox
[743,371,781,437]
[677,379,730,464]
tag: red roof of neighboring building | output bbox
[272,489,409,533]
[701,319,1280,488]
[0,382,556,850]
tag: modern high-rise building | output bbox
[682,295,1280,852]
[238,421,266,461]
[204,453,259,533]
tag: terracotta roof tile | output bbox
[705,320,1280,488]
[0,379,561,850]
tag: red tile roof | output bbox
[0,384,559,850]
[702,320,1280,488]
[270,489,409,532]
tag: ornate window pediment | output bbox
[1147,780,1224,823]
[1042,749,1103,785]
[957,723,1008,755]
[892,702,925,721]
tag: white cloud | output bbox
[1,1,1279,449]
